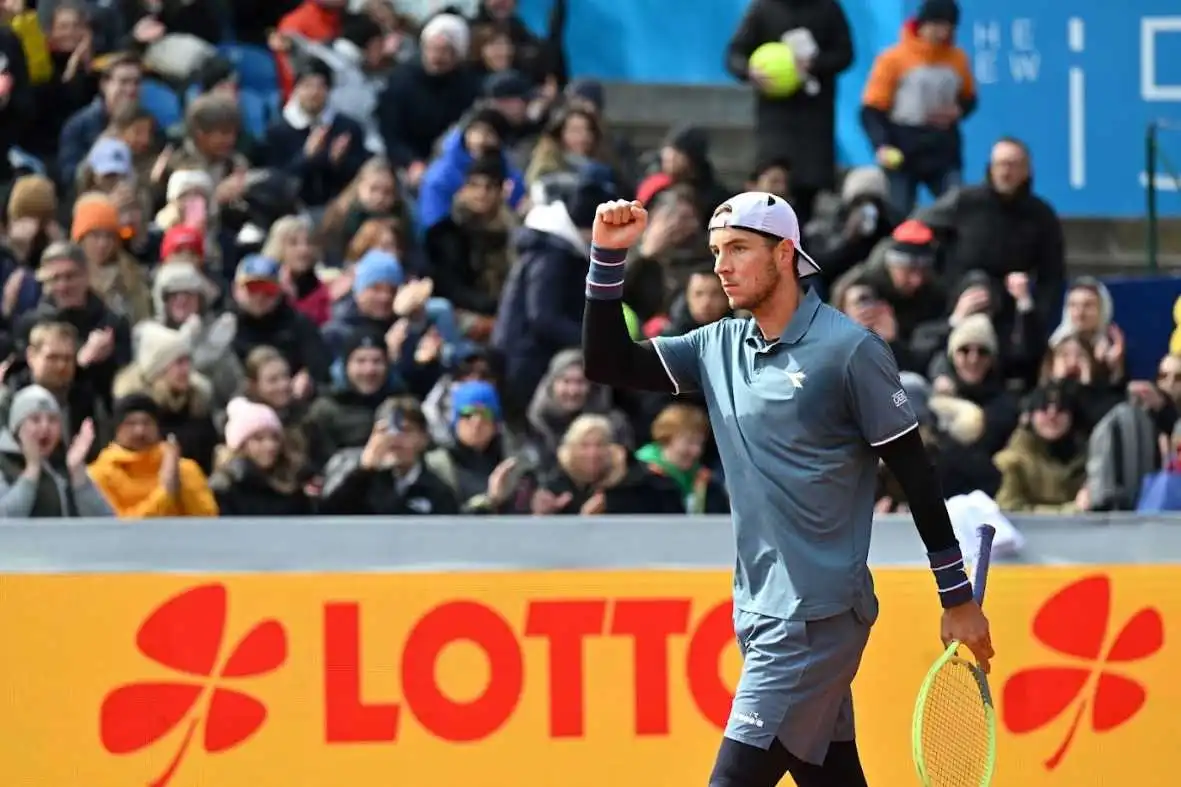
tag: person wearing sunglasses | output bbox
[931,313,1019,458]
[424,380,528,514]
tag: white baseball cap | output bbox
[707,191,821,277]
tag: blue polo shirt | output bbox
[652,287,918,622]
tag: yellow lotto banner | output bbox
[0,567,1174,786]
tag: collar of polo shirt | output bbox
[744,287,824,351]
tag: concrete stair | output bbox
[602,81,1181,278]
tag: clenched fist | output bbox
[592,200,648,250]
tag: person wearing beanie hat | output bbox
[422,153,512,321]
[7,384,62,436]
[113,321,220,474]
[946,313,998,361]
[208,397,312,516]
[6,174,58,226]
[223,397,285,453]
[265,50,367,208]
[351,249,404,297]
[564,166,619,231]
[302,330,392,469]
[193,55,239,96]
[128,321,193,384]
[861,0,973,216]
[636,125,729,214]
[72,192,153,324]
[565,79,606,113]
[88,392,219,518]
[160,225,206,264]
[380,11,480,184]
[147,262,240,406]
[151,260,220,324]
[416,105,525,231]
[164,169,215,206]
[421,13,470,60]
[0,385,113,518]
[994,378,1088,513]
[448,380,502,430]
[419,380,516,512]
[70,192,121,243]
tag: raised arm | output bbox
[582,200,678,393]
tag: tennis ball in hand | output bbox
[748,42,803,98]
[880,146,905,170]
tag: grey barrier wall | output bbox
[1,514,1181,572]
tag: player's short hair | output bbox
[650,403,708,444]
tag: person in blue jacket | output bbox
[416,106,526,232]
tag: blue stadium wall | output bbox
[518,0,1181,218]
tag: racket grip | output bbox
[972,524,996,607]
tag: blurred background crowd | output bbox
[0,0,1175,520]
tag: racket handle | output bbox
[972,524,996,608]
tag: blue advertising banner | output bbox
[519,0,1181,217]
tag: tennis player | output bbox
[582,194,993,787]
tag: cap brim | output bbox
[795,246,822,278]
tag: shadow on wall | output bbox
[516,0,907,168]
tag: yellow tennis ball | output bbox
[883,147,905,169]
[748,42,803,98]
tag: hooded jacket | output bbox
[417,123,527,231]
[524,348,633,462]
[0,429,113,518]
[492,201,590,403]
[88,441,218,518]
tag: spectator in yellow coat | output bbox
[88,393,219,518]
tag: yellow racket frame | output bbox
[911,640,997,787]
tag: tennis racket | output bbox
[911,524,997,787]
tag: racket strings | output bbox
[918,657,991,787]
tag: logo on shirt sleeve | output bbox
[892,389,908,407]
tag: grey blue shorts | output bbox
[723,607,872,765]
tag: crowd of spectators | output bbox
[0,0,1172,520]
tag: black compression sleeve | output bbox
[582,298,677,392]
[875,427,974,607]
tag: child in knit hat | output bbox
[72,192,153,324]
[209,397,312,515]
[2,174,62,319]
[114,320,219,472]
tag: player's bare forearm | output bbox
[875,428,974,608]
[583,244,677,392]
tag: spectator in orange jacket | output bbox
[88,393,219,518]
[860,0,975,216]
